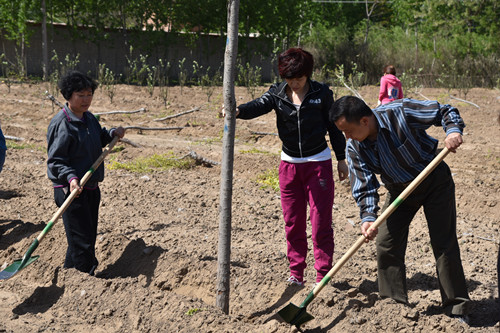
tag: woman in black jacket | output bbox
[233,48,347,286]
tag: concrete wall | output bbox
[0,22,276,82]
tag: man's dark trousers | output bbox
[376,161,469,315]
[55,186,100,275]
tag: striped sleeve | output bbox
[402,99,465,135]
[346,141,380,223]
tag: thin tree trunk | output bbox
[364,0,378,44]
[41,0,49,81]
[120,1,129,50]
[415,23,418,68]
[216,0,239,315]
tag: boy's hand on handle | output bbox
[444,132,462,153]
[69,178,82,196]
[113,126,126,139]
[361,221,378,243]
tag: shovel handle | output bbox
[307,147,450,302]
[34,136,120,245]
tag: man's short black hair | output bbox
[330,96,373,124]
[58,70,98,101]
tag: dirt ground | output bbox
[0,82,499,333]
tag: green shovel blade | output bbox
[0,256,40,280]
[278,303,315,327]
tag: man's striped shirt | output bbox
[346,99,465,223]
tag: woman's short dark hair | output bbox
[383,65,396,76]
[329,96,373,124]
[278,47,314,79]
[59,70,98,100]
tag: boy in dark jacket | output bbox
[47,70,125,275]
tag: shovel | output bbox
[0,136,120,280]
[278,147,450,328]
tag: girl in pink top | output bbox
[378,65,403,106]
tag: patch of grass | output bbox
[437,92,449,102]
[256,168,279,192]
[239,147,271,155]
[108,152,194,173]
[185,308,205,316]
[193,130,224,145]
[6,141,46,152]
[186,120,206,127]
[193,137,221,145]
[111,145,126,153]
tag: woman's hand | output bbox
[337,159,348,181]
[221,105,239,118]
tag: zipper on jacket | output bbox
[296,86,317,158]
[276,81,319,158]
[297,106,303,157]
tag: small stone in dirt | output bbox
[347,288,359,297]
[261,319,279,333]
[349,316,366,325]
[403,309,419,321]
[140,175,151,181]
[103,309,113,317]
[143,247,153,255]
[177,267,188,276]
[326,298,336,306]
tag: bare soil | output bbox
[0,82,499,333]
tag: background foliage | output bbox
[0,0,499,87]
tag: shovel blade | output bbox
[277,302,314,327]
[0,256,39,280]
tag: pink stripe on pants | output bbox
[279,159,335,282]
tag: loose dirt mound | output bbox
[0,83,499,332]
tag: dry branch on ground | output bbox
[153,107,201,122]
[94,108,147,116]
[4,135,24,141]
[450,95,480,109]
[124,126,185,131]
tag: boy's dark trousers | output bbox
[54,186,100,275]
[376,161,470,315]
